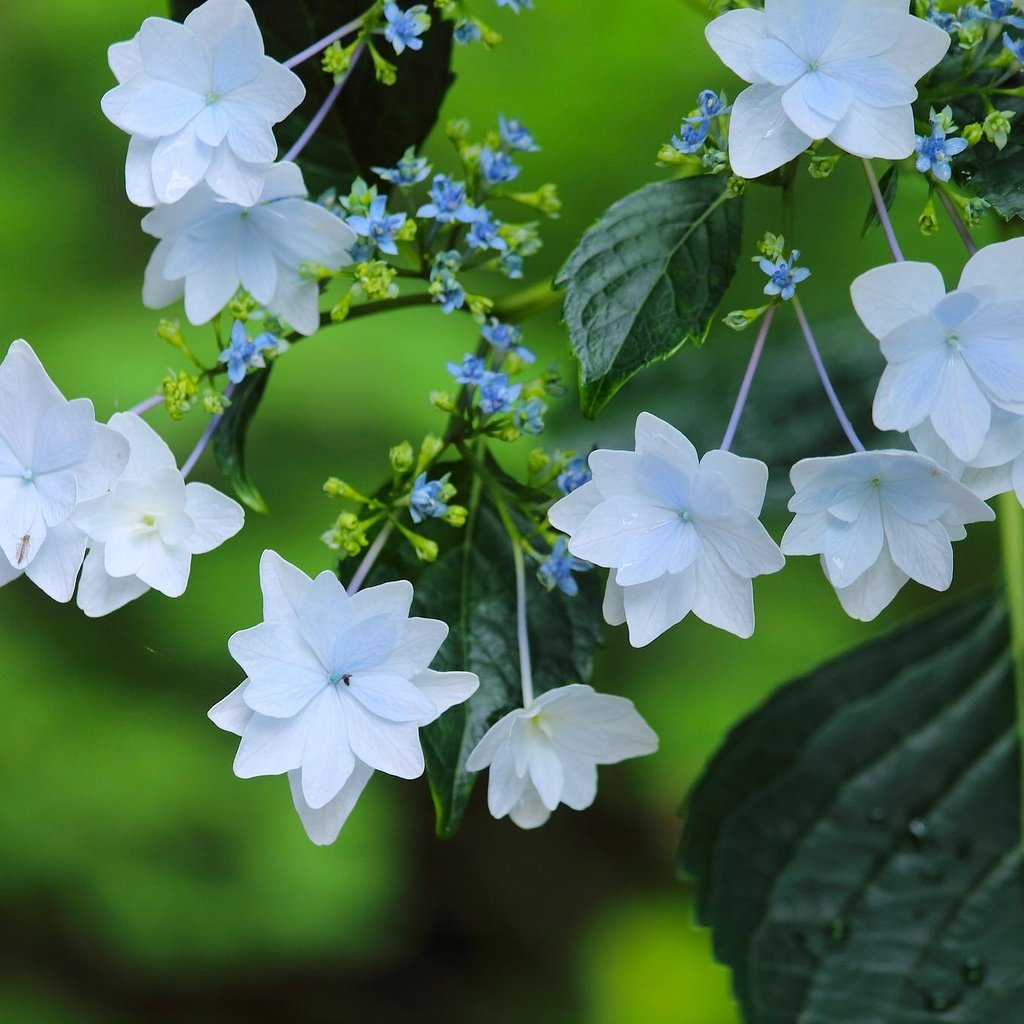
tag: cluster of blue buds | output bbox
[670,89,731,156]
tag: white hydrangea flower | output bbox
[141,161,355,335]
[781,450,993,621]
[101,0,305,207]
[209,551,479,844]
[705,0,949,179]
[465,684,658,830]
[0,341,129,602]
[548,413,784,646]
[851,240,1024,463]
[72,413,244,617]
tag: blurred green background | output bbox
[0,2,1003,1021]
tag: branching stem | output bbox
[283,16,365,69]
[347,520,395,595]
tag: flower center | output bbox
[21,469,34,483]
[946,332,961,350]
[328,671,352,686]
[806,59,820,72]
[142,514,156,527]
[205,91,220,105]
[679,509,692,523]
[870,477,882,488]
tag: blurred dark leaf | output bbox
[169,0,455,196]
[679,594,1024,1023]
[213,365,272,513]
[861,163,899,236]
[556,176,743,418]
[368,470,605,837]
[950,91,1024,220]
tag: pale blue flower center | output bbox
[205,92,220,105]
[328,671,351,686]
[946,332,961,350]
[870,477,882,488]
[807,60,820,71]
[679,509,692,523]
[21,469,34,482]
[142,514,156,527]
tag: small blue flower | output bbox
[538,538,591,597]
[697,90,730,118]
[481,318,534,362]
[409,472,448,524]
[453,19,482,44]
[220,321,277,384]
[498,251,524,279]
[430,271,465,313]
[914,117,969,182]
[499,115,540,152]
[512,397,546,435]
[479,146,521,184]
[557,456,591,495]
[925,1,957,30]
[372,147,432,186]
[672,117,710,154]
[496,0,533,12]
[345,195,407,256]
[466,208,508,251]
[985,0,1024,23]
[758,250,811,301]
[382,2,430,55]
[432,250,463,275]
[416,174,477,223]
[447,353,487,384]
[478,371,521,414]
[1004,29,1024,60]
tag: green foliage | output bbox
[213,365,272,513]
[952,94,1024,220]
[680,595,1024,1023]
[370,473,605,837]
[169,0,455,197]
[557,176,743,418]
[861,163,899,236]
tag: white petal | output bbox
[882,510,952,591]
[342,700,425,779]
[548,481,602,535]
[542,686,658,763]
[832,547,908,621]
[602,576,626,626]
[850,262,947,339]
[135,533,192,596]
[727,83,814,179]
[236,231,278,304]
[781,75,846,138]
[0,340,65,467]
[183,252,243,325]
[347,671,438,724]
[204,146,267,206]
[524,734,564,810]
[299,689,356,809]
[207,680,254,737]
[410,668,479,719]
[75,545,150,616]
[691,545,757,638]
[225,112,279,165]
[138,16,211,93]
[698,450,768,517]
[587,448,688,510]
[115,78,206,137]
[125,136,159,208]
[508,782,553,829]
[633,412,699,474]
[930,357,992,462]
[749,37,807,87]
[959,301,1024,408]
[570,496,683,573]
[872,355,945,433]
[466,713,519,772]
[32,398,94,475]
[191,0,265,92]
[258,549,314,628]
[23,520,87,603]
[226,57,305,121]
[959,238,1024,301]
[229,622,326,717]
[288,761,373,846]
[780,510,829,555]
[827,56,917,108]
[821,499,884,588]
[705,8,770,83]
[142,240,186,310]
[108,412,177,476]
[0,553,21,588]
[558,753,598,812]
[877,13,951,83]
[267,271,321,336]
[485,742,529,819]
[233,707,312,778]
[151,126,213,205]
[108,37,142,83]
[183,482,244,553]
[699,513,785,578]
[828,99,915,159]
[620,568,697,647]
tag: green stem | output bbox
[493,494,534,708]
[999,491,1024,843]
[491,279,562,323]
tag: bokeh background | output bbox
[0,2,1003,1021]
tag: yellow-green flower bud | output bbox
[466,293,494,317]
[983,109,1015,150]
[726,174,746,196]
[369,45,397,86]
[807,154,841,179]
[497,425,521,443]
[330,293,352,323]
[353,260,398,301]
[323,477,367,502]
[963,122,983,146]
[202,388,228,415]
[504,183,562,217]
[389,441,414,474]
[446,118,471,142]
[443,505,468,527]
[395,218,417,242]
[417,434,445,472]
[161,371,199,421]
[918,197,939,236]
[430,390,457,412]
[406,531,439,562]
[527,448,551,475]
[323,41,353,78]
[722,305,770,331]
[756,232,785,261]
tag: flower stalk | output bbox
[998,492,1024,847]
[862,158,904,263]
[720,304,776,452]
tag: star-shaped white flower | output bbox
[72,413,244,616]
[706,0,950,178]
[0,341,129,602]
[141,161,355,335]
[781,449,993,621]
[101,0,305,206]
[465,684,658,830]
[548,413,784,646]
[851,240,1024,463]
[209,551,479,843]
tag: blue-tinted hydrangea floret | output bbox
[417,175,477,223]
[499,115,540,152]
[759,250,811,301]
[698,89,730,119]
[481,318,534,362]
[557,455,591,495]
[914,116,969,182]
[382,2,431,54]
[672,118,710,154]
[924,1,957,30]
[479,146,521,184]
[345,195,407,256]
[466,209,509,251]
[499,251,524,279]
[538,538,592,597]
[496,0,533,13]
[478,371,522,414]
[409,472,449,523]
[220,320,277,384]
[453,19,482,44]
[372,147,432,186]
[1005,29,1024,59]
[513,397,545,435]
[447,353,487,384]
[430,271,465,313]
[987,0,1024,24]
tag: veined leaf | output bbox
[680,595,1024,1023]
[557,176,743,418]
[213,365,272,513]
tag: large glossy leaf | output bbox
[368,470,605,837]
[212,365,272,513]
[679,595,1024,1023]
[556,176,743,418]
[169,0,455,196]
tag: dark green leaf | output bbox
[556,176,743,418]
[213,365,272,513]
[679,595,1024,1023]
[861,164,899,236]
[368,475,604,837]
[169,0,455,196]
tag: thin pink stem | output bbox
[792,297,866,453]
[180,383,235,479]
[126,393,164,417]
[283,43,365,163]
[347,521,395,595]
[936,188,979,256]
[720,304,777,452]
[862,158,904,263]
[283,16,364,69]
